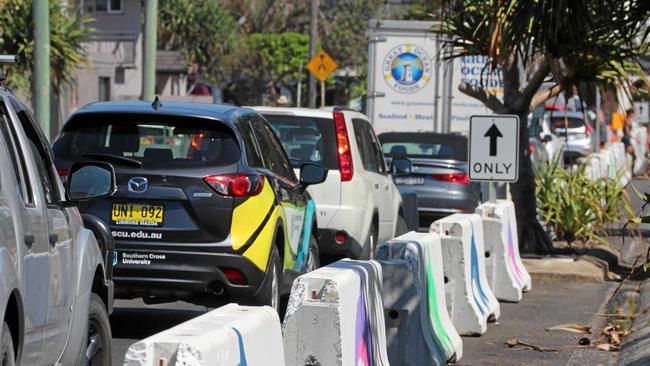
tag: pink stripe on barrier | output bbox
[507,220,524,287]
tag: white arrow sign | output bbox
[469,115,520,182]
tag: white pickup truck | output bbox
[0,60,114,365]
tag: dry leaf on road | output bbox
[505,339,559,352]
[546,323,592,334]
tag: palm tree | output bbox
[436,0,650,253]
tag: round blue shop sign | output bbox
[383,44,432,94]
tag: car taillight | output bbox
[57,168,69,177]
[333,111,353,182]
[432,173,469,185]
[204,174,264,197]
[585,121,593,136]
[529,143,535,155]
[222,268,247,285]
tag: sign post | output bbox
[468,115,520,202]
[307,50,337,107]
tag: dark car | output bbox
[379,132,480,227]
[52,101,327,312]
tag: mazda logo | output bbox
[128,177,148,193]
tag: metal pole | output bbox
[308,0,319,108]
[33,0,50,138]
[489,182,496,203]
[433,34,441,133]
[320,80,325,107]
[595,87,601,151]
[296,62,303,107]
[444,56,454,133]
[142,0,158,101]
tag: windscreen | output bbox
[550,117,585,131]
[263,115,337,169]
[53,115,240,169]
[379,133,467,161]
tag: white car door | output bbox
[351,118,395,240]
[12,104,75,365]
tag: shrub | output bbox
[535,158,632,245]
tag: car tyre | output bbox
[307,234,320,272]
[361,223,377,260]
[1,321,15,366]
[256,248,281,313]
[78,293,111,366]
[395,215,409,236]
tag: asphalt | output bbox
[110,299,210,366]
[458,281,617,366]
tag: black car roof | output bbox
[69,101,249,126]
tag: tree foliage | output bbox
[0,0,92,93]
[437,0,650,253]
[158,0,239,84]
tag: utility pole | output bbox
[33,0,50,138]
[142,0,158,101]
[308,0,319,108]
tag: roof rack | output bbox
[0,55,19,88]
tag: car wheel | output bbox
[361,223,377,260]
[79,293,111,366]
[256,248,281,313]
[306,234,320,272]
[395,215,409,236]
[1,321,15,366]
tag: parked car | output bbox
[0,70,114,365]
[253,106,410,260]
[52,101,326,312]
[378,132,480,227]
[528,112,565,166]
[542,110,593,164]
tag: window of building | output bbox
[115,67,125,85]
[98,77,111,101]
[85,0,122,13]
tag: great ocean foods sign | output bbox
[383,44,432,94]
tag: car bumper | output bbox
[113,241,268,305]
[317,228,364,259]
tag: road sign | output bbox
[469,115,519,182]
[307,50,337,81]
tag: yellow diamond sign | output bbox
[307,50,337,81]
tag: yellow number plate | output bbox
[111,204,164,227]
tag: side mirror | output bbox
[542,134,553,143]
[299,163,328,187]
[391,157,412,176]
[65,162,116,202]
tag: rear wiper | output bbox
[83,153,143,168]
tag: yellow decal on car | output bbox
[230,181,275,251]
[243,205,283,271]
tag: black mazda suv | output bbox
[52,101,327,311]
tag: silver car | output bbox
[379,132,480,228]
[0,68,115,365]
[542,110,593,164]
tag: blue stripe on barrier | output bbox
[470,234,490,315]
[231,327,248,366]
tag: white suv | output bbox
[253,106,408,259]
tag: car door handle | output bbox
[49,234,58,246]
[24,234,35,248]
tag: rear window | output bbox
[551,117,584,130]
[379,134,467,161]
[53,115,240,169]
[263,115,337,169]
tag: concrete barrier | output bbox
[430,214,500,335]
[377,232,463,364]
[123,304,284,366]
[584,154,602,180]
[283,259,389,366]
[632,123,648,176]
[475,200,532,301]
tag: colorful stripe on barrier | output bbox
[423,244,456,358]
